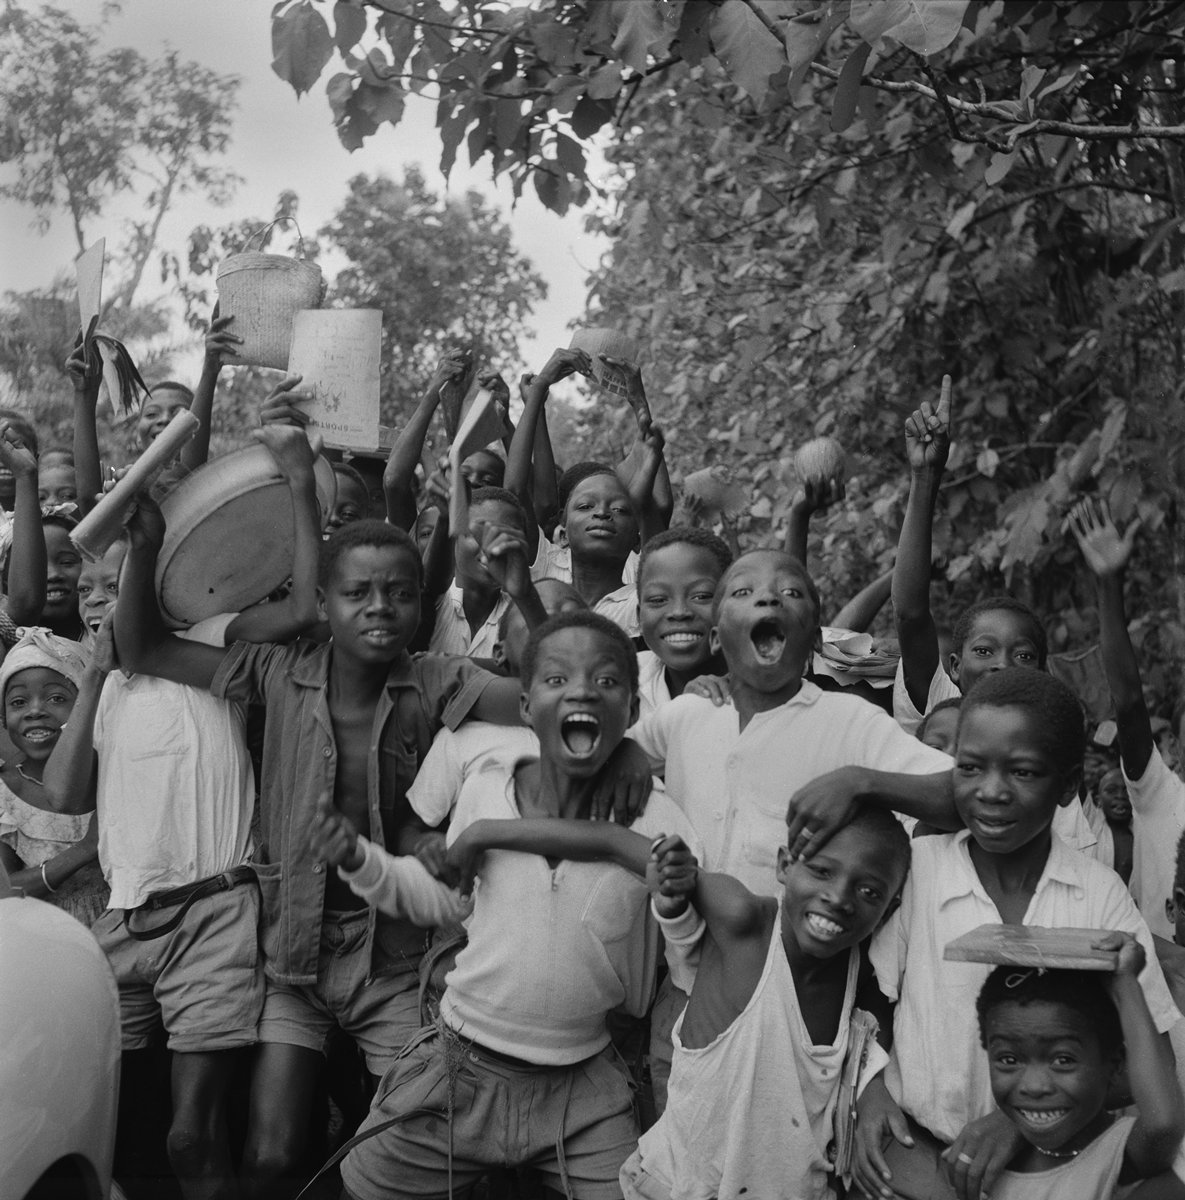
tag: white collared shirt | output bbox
[427,583,509,660]
[629,683,953,897]
[1124,746,1185,940]
[871,829,1181,1142]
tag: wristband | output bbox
[41,862,57,894]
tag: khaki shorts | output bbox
[341,1026,639,1200]
[92,881,262,1054]
[619,1149,672,1200]
[258,908,422,1075]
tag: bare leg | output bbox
[241,1042,323,1200]
[168,1049,241,1200]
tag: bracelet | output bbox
[40,862,57,894]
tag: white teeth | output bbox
[564,714,599,726]
[1017,1109,1069,1126]
[23,729,55,743]
[662,632,701,646]
[805,913,845,939]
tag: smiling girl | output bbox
[0,628,111,923]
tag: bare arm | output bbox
[113,494,228,689]
[1070,499,1154,781]
[1,817,98,897]
[833,568,893,632]
[224,426,321,644]
[181,310,241,473]
[531,399,559,526]
[892,375,952,712]
[624,418,670,545]
[0,426,45,624]
[65,336,102,515]
[784,478,845,568]
[384,355,462,530]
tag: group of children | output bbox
[2,321,1185,1200]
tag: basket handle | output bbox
[242,216,306,257]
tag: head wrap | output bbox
[0,627,88,702]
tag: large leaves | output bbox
[272,0,334,98]
[709,0,785,107]
[849,0,970,54]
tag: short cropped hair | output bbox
[952,596,1047,666]
[148,381,195,403]
[469,486,528,531]
[959,669,1085,777]
[638,526,733,584]
[332,462,369,495]
[557,461,618,514]
[713,548,821,624]
[917,696,962,741]
[520,609,639,694]
[319,519,422,589]
[977,965,1122,1059]
[809,804,911,894]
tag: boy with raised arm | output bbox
[1071,498,1185,939]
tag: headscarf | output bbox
[0,627,88,702]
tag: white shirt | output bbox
[629,683,953,896]
[1125,747,1185,940]
[891,658,960,735]
[870,830,1181,1142]
[440,759,702,1064]
[95,614,253,910]
[427,583,509,660]
[532,531,640,637]
[635,650,672,722]
[407,722,540,827]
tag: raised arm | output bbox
[223,423,321,644]
[65,333,102,515]
[610,358,674,535]
[40,614,113,815]
[892,375,952,712]
[624,416,671,545]
[0,423,46,625]
[1070,499,1154,781]
[1104,933,1185,1176]
[113,493,228,689]
[832,568,893,633]
[181,308,241,473]
[784,478,845,568]
[384,353,464,530]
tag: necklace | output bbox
[1035,1145,1080,1160]
[15,760,40,785]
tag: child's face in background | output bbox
[497,579,584,675]
[324,472,368,536]
[3,667,77,764]
[985,999,1115,1156]
[520,626,637,779]
[37,463,78,509]
[950,609,1043,693]
[318,543,421,665]
[775,821,904,962]
[918,706,960,755]
[711,551,818,698]
[954,704,1078,856]
[137,388,189,448]
[561,474,638,565]
[638,543,721,676]
[460,450,504,490]
[455,498,525,589]
[1097,769,1132,824]
[42,524,83,627]
[414,505,441,555]
[77,541,125,637]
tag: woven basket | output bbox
[216,217,323,370]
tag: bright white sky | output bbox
[0,0,609,378]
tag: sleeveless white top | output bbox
[993,1115,1134,1200]
[635,910,858,1200]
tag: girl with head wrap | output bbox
[0,626,111,924]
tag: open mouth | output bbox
[45,587,70,604]
[661,631,703,649]
[22,727,58,745]
[560,713,601,758]
[1014,1107,1071,1130]
[361,628,397,648]
[750,618,786,664]
[85,613,106,633]
[804,912,847,941]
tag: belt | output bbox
[123,865,257,941]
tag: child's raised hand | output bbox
[784,767,865,862]
[429,348,472,394]
[1093,930,1146,978]
[253,421,316,482]
[125,490,166,553]
[259,373,313,429]
[1069,497,1140,579]
[203,306,241,367]
[647,834,697,917]
[536,347,591,389]
[683,673,732,708]
[88,607,118,676]
[309,794,364,872]
[904,373,952,475]
[0,421,37,479]
[792,475,845,517]
[591,738,654,826]
[478,370,510,412]
[65,331,101,399]
[477,521,531,597]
